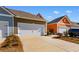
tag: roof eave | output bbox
[15,16,46,22]
[0,6,15,16]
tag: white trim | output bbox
[45,21,47,34]
[0,14,13,17]
[7,25,9,36]
[12,16,14,34]
[65,16,72,25]
[58,16,72,25]
[57,23,71,25]
[0,7,14,16]
[15,16,46,22]
[57,23,58,33]
[58,17,64,23]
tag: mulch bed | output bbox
[54,36,79,44]
[0,35,24,52]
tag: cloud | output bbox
[66,10,72,14]
[47,16,53,21]
[48,16,52,18]
[53,11,60,14]
[47,16,53,19]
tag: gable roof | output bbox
[1,6,46,22]
[48,15,79,27]
[36,13,44,19]
[48,16,65,24]
[0,7,13,16]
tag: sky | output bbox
[6,6,79,22]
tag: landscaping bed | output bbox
[0,35,24,52]
[56,37,79,44]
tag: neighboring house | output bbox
[47,15,79,34]
[0,6,47,39]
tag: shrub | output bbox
[69,33,74,37]
[0,35,24,52]
[64,31,68,37]
[56,33,62,38]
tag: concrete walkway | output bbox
[19,36,79,52]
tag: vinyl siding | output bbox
[0,15,14,35]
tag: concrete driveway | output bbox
[19,35,79,52]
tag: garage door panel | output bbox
[59,28,67,33]
[18,29,41,36]
[19,23,44,30]
[18,30,32,36]
[18,30,41,36]
[0,21,8,39]
[18,23,44,36]
[58,27,69,33]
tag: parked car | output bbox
[68,29,79,37]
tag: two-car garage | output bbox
[18,23,45,37]
[0,7,47,39]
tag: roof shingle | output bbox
[48,16,65,24]
[3,7,46,22]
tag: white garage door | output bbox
[0,21,8,39]
[18,23,44,37]
[58,26,69,34]
[59,28,67,33]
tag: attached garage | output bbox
[18,23,45,36]
[58,26,69,33]
[58,27,67,33]
[0,7,47,38]
[48,15,73,34]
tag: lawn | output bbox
[58,37,79,44]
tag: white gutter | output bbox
[15,16,46,22]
